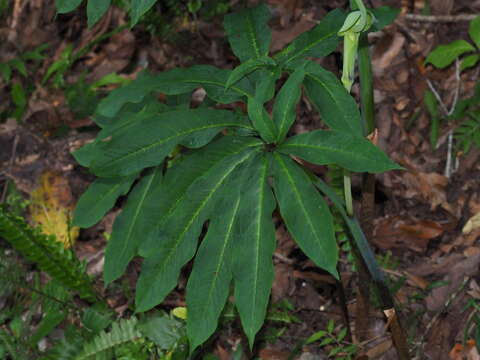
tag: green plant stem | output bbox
[343,172,353,216]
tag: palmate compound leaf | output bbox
[103,166,163,284]
[137,136,264,258]
[223,3,271,62]
[102,136,263,286]
[278,130,402,173]
[232,153,276,347]
[72,174,137,228]
[90,108,253,178]
[274,9,345,66]
[186,191,241,351]
[271,153,338,277]
[135,140,262,312]
[96,66,254,119]
[302,61,363,136]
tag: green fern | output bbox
[0,205,97,301]
[455,111,480,153]
[76,317,142,359]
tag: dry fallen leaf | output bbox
[463,213,480,235]
[29,171,79,247]
[373,216,444,252]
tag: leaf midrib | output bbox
[275,154,327,255]
[280,141,373,164]
[248,156,268,326]
[117,170,159,263]
[95,121,253,171]
[201,196,240,314]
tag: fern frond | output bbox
[0,329,25,360]
[455,112,480,153]
[76,317,142,359]
[0,206,97,301]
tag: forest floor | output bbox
[1,0,480,359]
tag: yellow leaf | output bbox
[29,171,79,248]
[172,307,187,320]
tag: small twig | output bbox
[404,13,479,23]
[412,276,470,359]
[445,59,461,177]
[273,252,294,264]
[426,80,449,116]
[448,59,461,117]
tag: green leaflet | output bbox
[90,109,252,178]
[279,130,401,173]
[87,0,111,28]
[302,61,363,135]
[470,16,480,49]
[370,6,400,32]
[97,66,254,118]
[247,97,277,143]
[226,56,276,89]
[425,40,476,69]
[72,174,137,228]
[461,54,480,72]
[72,141,98,168]
[271,153,338,277]
[130,0,156,26]
[135,144,261,312]
[137,136,263,258]
[274,9,345,66]
[103,167,163,285]
[73,102,171,168]
[273,65,305,142]
[77,317,142,359]
[250,68,281,104]
[186,193,241,351]
[223,3,271,62]
[56,0,82,13]
[232,154,276,347]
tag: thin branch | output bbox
[404,13,479,23]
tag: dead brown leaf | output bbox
[259,347,290,360]
[426,253,480,311]
[271,13,315,52]
[373,215,445,252]
[401,170,452,212]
